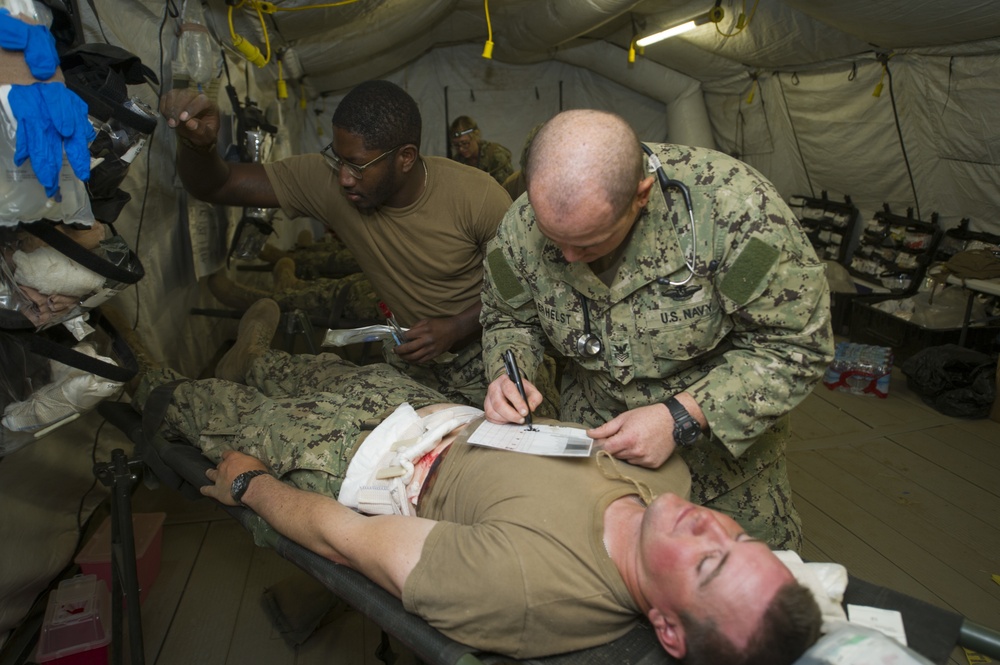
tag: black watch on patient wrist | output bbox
[231,470,268,505]
[664,396,701,448]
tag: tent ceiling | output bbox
[207,0,1000,97]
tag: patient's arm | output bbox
[203,450,434,598]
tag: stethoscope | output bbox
[574,144,698,358]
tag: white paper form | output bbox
[846,605,908,645]
[467,421,593,457]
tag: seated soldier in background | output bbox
[449,115,514,185]
[131,298,822,663]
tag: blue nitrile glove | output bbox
[9,83,60,197]
[39,81,95,181]
[0,8,59,80]
[9,82,96,198]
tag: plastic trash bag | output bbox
[901,344,996,418]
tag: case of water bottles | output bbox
[822,342,893,399]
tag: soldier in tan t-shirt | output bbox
[160,80,511,407]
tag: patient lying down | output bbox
[132,299,821,663]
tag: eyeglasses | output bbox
[320,142,400,180]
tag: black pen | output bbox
[503,349,532,425]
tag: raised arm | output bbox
[160,88,280,209]
[202,450,434,598]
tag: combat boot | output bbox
[214,298,281,383]
[273,257,301,292]
[207,270,274,310]
[258,244,291,264]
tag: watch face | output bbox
[667,398,700,447]
[675,421,700,446]
[231,471,264,503]
[231,475,248,503]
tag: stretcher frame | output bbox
[95,400,1000,665]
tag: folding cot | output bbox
[95,400,1000,665]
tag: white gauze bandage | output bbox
[338,403,483,516]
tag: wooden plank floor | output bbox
[789,371,1000,665]
[118,366,999,665]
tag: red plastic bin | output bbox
[74,512,165,606]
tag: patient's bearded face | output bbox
[639,493,793,649]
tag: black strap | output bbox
[18,312,139,382]
[20,221,145,285]
[139,379,189,451]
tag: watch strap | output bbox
[664,396,701,447]
[231,469,268,505]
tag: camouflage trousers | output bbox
[561,386,802,551]
[288,236,362,279]
[275,272,381,324]
[133,350,447,498]
[382,338,489,409]
[380,339,560,417]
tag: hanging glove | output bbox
[8,82,96,199]
[0,8,59,80]
[40,82,95,180]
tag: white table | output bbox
[944,274,1000,346]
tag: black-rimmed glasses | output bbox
[320,142,400,180]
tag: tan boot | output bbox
[273,257,301,292]
[214,298,281,383]
[258,244,290,264]
[296,229,315,248]
[208,271,273,310]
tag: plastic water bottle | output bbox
[176,1,218,86]
[824,342,893,398]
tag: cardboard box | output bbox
[74,512,165,606]
[35,575,111,664]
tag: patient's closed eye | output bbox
[699,551,730,588]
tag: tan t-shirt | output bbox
[263,155,511,326]
[404,419,692,658]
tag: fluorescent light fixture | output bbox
[635,4,724,47]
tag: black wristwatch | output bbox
[231,470,268,505]
[664,396,701,448]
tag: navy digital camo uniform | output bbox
[133,349,445,497]
[481,142,835,550]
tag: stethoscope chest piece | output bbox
[575,291,604,357]
[576,332,603,357]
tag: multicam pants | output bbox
[133,350,447,498]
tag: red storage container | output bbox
[74,512,165,606]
